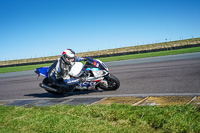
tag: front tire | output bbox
[97,74,120,91]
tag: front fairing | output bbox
[85,68,107,78]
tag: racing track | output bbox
[0,52,200,105]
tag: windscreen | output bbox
[86,57,108,71]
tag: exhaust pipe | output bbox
[39,83,58,92]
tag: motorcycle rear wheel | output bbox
[42,78,65,95]
[97,74,120,91]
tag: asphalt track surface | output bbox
[0,52,200,103]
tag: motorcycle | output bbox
[35,57,120,95]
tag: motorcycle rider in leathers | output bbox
[48,49,87,91]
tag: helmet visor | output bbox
[68,49,75,55]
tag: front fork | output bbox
[97,73,110,88]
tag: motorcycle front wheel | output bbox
[97,74,120,91]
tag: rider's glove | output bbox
[82,57,87,61]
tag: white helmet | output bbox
[61,49,76,64]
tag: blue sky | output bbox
[0,0,200,61]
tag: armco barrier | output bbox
[0,60,55,68]
[91,43,200,58]
[0,44,200,68]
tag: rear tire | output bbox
[42,78,65,95]
[97,74,120,91]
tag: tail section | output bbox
[35,67,50,77]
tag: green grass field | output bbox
[98,46,200,62]
[0,104,199,133]
[0,46,200,73]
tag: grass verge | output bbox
[98,46,200,62]
[0,63,52,74]
[0,104,199,133]
[0,47,200,73]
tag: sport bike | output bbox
[35,57,120,95]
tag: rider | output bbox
[48,49,87,90]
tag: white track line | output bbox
[0,93,200,102]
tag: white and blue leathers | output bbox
[48,56,85,86]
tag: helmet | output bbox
[61,49,76,64]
